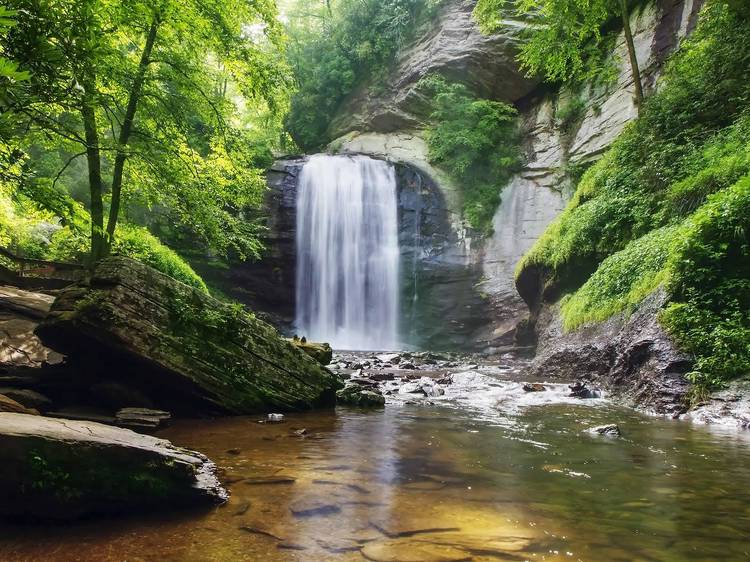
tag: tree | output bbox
[2,0,289,262]
[474,0,644,110]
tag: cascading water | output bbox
[295,154,400,350]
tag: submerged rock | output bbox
[0,412,226,520]
[36,257,340,415]
[588,424,622,437]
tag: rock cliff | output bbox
[330,0,704,349]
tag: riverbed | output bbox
[2,358,749,561]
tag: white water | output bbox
[295,154,400,350]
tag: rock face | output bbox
[331,0,704,350]
[36,257,340,415]
[525,290,691,415]
[329,0,537,139]
[0,412,226,520]
[190,158,302,330]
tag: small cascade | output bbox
[295,154,400,350]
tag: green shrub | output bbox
[47,223,208,293]
[661,176,750,389]
[421,75,520,233]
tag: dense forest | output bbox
[0,0,749,558]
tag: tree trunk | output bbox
[105,18,159,247]
[80,87,106,263]
[620,0,644,112]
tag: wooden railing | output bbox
[0,246,86,287]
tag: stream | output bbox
[2,354,750,561]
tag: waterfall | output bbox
[295,154,400,350]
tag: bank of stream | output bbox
[1,353,749,561]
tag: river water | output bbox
[2,358,750,561]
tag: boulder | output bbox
[336,385,385,407]
[289,339,333,366]
[36,257,340,415]
[0,412,226,520]
[115,407,171,432]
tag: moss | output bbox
[561,226,679,331]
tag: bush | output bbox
[661,176,750,389]
[421,75,520,233]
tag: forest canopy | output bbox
[0,0,289,277]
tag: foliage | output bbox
[421,75,520,233]
[560,225,677,330]
[661,177,750,390]
[474,0,621,86]
[2,0,289,260]
[284,0,443,151]
[516,1,750,390]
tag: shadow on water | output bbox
[2,364,750,561]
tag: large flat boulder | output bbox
[36,257,340,415]
[0,412,226,520]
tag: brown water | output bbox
[2,366,750,562]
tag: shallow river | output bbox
[2,361,750,561]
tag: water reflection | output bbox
[1,372,750,561]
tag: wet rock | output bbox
[523,383,547,392]
[35,257,340,415]
[370,372,396,382]
[588,424,622,437]
[337,385,386,407]
[525,289,690,414]
[568,381,601,399]
[290,499,341,518]
[115,407,171,432]
[0,393,39,415]
[0,412,226,520]
[0,388,51,411]
[226,448,241,455]
[400,362,417,370]
[436,375,453,385]
[376,353,401,364]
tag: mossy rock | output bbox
[289,339,333,366]
[0,412,226,520]
[36,257,341,415]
